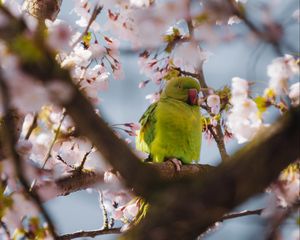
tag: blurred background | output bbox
[18,0,298,239]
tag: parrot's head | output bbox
[162,77,200,105]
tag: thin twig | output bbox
[226,0,282,55]
[185,14,229,161]
[77,145,93,171]
[70,5,103,50]
[219,208,263,221]
[99,190,109,229]
[56,154,76,170]
[0,220,11,239]
[24,113,38,140]
[57,228,121,240]
[199,208,263,239]
[210,124,230,161]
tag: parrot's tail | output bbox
[127,197,149,228]
[133,197,149,224]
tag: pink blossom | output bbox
[46,19,72,52]
[172,42,210,73]
[104,171,119,184]
[89,43,106,59]
[16,139,33,155]
[289,82,300,106]
[207,94,220,108]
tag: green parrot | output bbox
[136,76,202,165]
[122,77,202,236]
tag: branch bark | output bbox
[124,106,300,239]
[35,163,214,199]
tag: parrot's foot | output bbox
[168,158,182,172]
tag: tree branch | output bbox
[57,227,121,240]
[208,125,229,161]
[185,12,229,162]
[35,163,215,200]
[220,208,263,221]
[124,107,300,239]
[70,5,103,50]
[225,0,282,55]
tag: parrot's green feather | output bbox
[151,98,201,163]
[136,102,157,153]
[136,76,202,164]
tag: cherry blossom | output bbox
[227,78,262,144]
[130,0,151,8]
[45,19,73,52]
[267,55,299,96]
[230,77,249,104]
[289,82,300,107]
[172,42,206,73]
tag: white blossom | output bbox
[46,19,72,52]
[130,0,150,8]
[289,82,300,106]
[207,94,220,108]
[230,77,249,104]
[267,55,299,95]
[89,43,106,59]
[228,16,241,25]
[173,42,211,73]
[62,46,92,68]
[227,78,262,143]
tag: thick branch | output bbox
[36,163,214,199]
[125,107,300,239]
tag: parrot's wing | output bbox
[136,102,158,153]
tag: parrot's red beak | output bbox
[188,88,198,105]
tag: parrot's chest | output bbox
[157,100,200,133]
[151,100,201,163]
